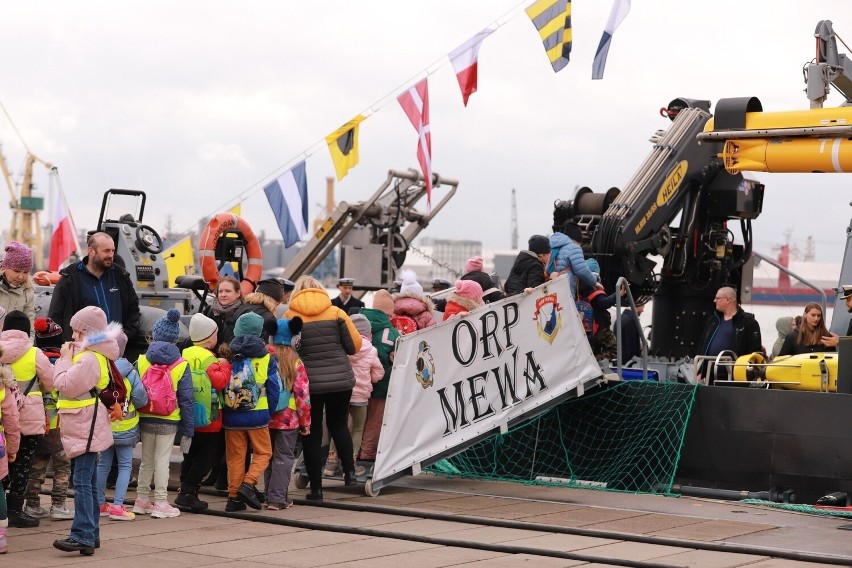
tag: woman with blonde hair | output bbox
[777,302,837,357]
[286,275,361,501]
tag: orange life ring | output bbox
[33,270,62,286]
[199,212,263,298]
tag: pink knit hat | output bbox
[464,256,483,273]
[2,241,33,272]
[372,289,395,316]
[70,306,108,335]
[454,279,483,302]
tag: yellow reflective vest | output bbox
[57,351,110,409]
[10,347,41,398]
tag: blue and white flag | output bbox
[264,161,309,248]
[592,0,630,80]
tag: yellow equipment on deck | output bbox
[732,352,839,392]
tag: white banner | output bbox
[373,276,602,484]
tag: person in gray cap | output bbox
[331,277,365,313]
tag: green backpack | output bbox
[189,355,219,428]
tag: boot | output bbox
[174,487,209,512]
[306,487,323,502]
[8,509,39,528]
[343,469,357,487]
[0,527,7,554]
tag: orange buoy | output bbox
[33,270,62,286]
[198,212,263,297]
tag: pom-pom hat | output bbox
[398,269,423,296]
[272,316,303,346]
[34,317,63,349]
[152,308,181,343]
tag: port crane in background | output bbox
[0,145,53,269]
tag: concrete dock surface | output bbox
[5,468,851,567]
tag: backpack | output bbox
[223,354,260,412]
[391,315,418,336]
[98,360,129,410]
[189,355,219,428]
[137,359,182,416]
[575,289,606,340]
[275,375,295,413]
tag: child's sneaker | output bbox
[150,501,181,519]
[24,503,50,518]
[323,456,341,477]
[99,502,110,517]
[0,527,6,554]
[49,505,74,520]
[108,505,136,521]
[132,497,153,515]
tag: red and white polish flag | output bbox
[449,29,493,107]
[48,185,81,271]
[397,78,433,208]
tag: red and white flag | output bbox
[397,78,433,208]
[449,29,493,107]
[48,184,81,271]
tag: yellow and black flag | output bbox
[326,114,366,181]
[526,0,572,72]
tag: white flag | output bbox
[592,0,631,80]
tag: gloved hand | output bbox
[180,435,192,454]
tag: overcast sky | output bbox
[1,0,850,267]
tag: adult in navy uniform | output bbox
[823,284,852,348]
[331,278,365,313]
[48,232,141,343]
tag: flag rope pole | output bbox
[177,0,529,237]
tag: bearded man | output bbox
[48,232,141,341]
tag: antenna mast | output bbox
[510,188,518,249]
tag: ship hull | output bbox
[677,385,852,503]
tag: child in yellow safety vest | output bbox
[221,312,280,512]
[24,317,73,522]
[96,332,149,521]
[132,308,194,519]
[0,310,54,529]
[0,344,22,554]
[175,313,231,513]
[52,306,119,556]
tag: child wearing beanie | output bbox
[324,314,382,477]
[0,241,35,323]
[23,317,74,521]
[265,317,310,510]
[0,344,21,553]
[95,332,149,521]
[175,313,231,513]
[442,280,485,321]
[221,312,280,512]
[0,311,54,528]
[393,269,437,330]
[133,308,194,519]
[52,306,120,556]
[357,296,399,465]
[461,256,504,304]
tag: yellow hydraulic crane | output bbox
[1,146,53,270]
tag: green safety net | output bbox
[427,381,698,496]
[741,500,852,518]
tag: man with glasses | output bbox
[695,286,762,384]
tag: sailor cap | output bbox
[338,277,355,286]
[839,285,852,299]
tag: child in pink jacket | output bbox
[52,306,119,556]
[0,310,54,528]
[324,314,383,477]
[0,347,22,554]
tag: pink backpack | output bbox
[138,359,183,416]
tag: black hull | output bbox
[677,385,852,503]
